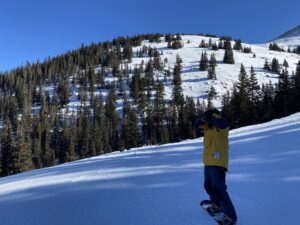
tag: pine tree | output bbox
[223,39,235,64]
[271,58,280,74]
[263,58,271,71]
[51,115,62,162]
[208,64,217,80]
[1,118,18,176]
[41,118,55,167]
[236,64,250,93]
[95,96,111,153]
[123,43,133,62]
[208,86,218,100]
[199,39,206,48]
[172,61,184,106]
[63,115,76,163]
[172,40,183,49]
[176,54,183,65]
[209,53,217,68]
[243,46,252,53]
[31,116,42,168]
[260,82,274,122]
[274,68,290,117]
[207,86,217,109]
[131,68,141,102]
[96,67,105,87]
[249,66,260,123]
[211,42,219,51]
[16,95,34,173]
[59,120,73,163]
[283,59,289,68]
[233,39,242,51]
[105,83,119,151]
[87,65,96,93]
[120,94,140,149]
[145,59,154,88]
[218,40,224,49]
[177,102,192,140]
[292,61,300,111]
[153,81,168,143]
[153,49,163,71]
[128,109,140,147]
[208,38,212,48]
[221,91,233,127]
[57,79,70,107]
[112,61,121,78]
[184,96,197,139]
[76,106,92,158]
[65,134,76,162]
[166,105,178,143]
[17,118,34,173]
[199,52,209,71]
[269,43,284,52]
[232,64,251,126]
[144,105,156,145]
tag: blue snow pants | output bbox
[204,166,237,222]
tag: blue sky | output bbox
[0,0,299,72]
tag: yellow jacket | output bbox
[201,124,229,169]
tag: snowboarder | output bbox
[198,108,237,224]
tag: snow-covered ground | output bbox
[1,113,300,225]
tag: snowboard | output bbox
[200,200,235,225]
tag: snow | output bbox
[1,112,300,225]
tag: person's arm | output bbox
[211,113,228,129]
[194,118,205,127]
[194,118,210,131]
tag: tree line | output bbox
[223,61,300,127]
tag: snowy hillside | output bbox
[1,112,300,225]
[268,36,300,49]
[56,34,300,112]
[136,35,299,107]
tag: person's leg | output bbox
[204,166,221,207]
[207,166,237,222]
[218,168,237,222]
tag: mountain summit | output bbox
[276,25,300,39]
[269,25,300,49]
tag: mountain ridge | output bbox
[276,25,300,39]
[268,25,300,48]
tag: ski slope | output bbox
[1,113,300,225]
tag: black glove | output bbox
[194,118,205,127]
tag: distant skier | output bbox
[198,108,237,225]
